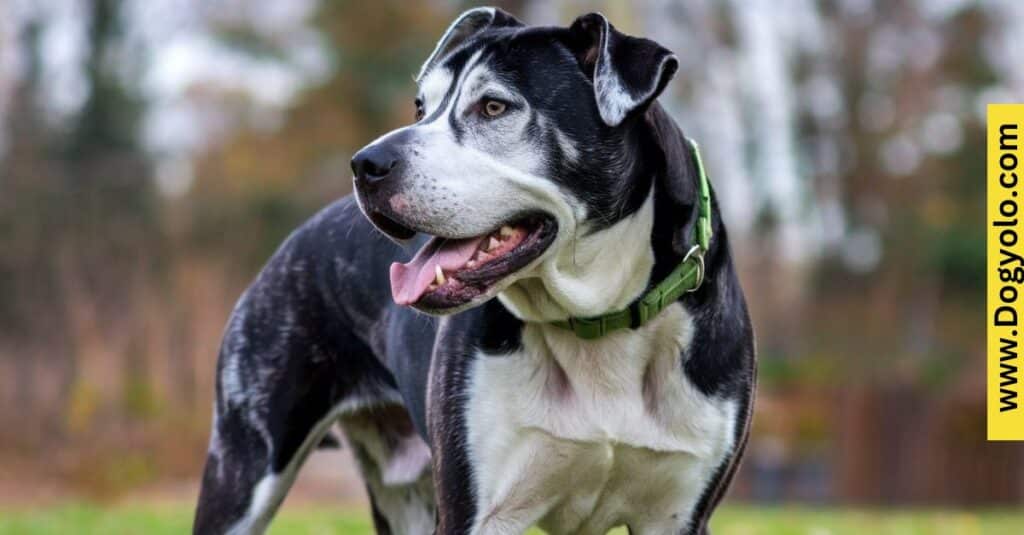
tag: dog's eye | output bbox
[414,98,424,121]
[481,99,507,118]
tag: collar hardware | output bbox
[550,138,713,340]
[681,244,706,293]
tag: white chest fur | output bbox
[464,304,738,535]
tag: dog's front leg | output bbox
[427,355,557,535]
[427,334,491,535]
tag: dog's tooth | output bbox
[500,225,514,238]
[467,260,477,268]
[435,265,445,285]
[488,237,500,251]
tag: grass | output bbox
[1,504,1022,534]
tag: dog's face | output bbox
[352,8,678,314]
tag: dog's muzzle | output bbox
[350,136,421,240]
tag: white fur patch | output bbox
[381,434,432,486]
[418,67,454,118]
[553,126,580,163]
[417,7,496,82]
[226,474,281,535]
[220,349,246,407]
[343,413,435,534]
[499,192,655,322]
[366,476,435,535]
[464,304,738,535]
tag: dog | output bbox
[194,8,755,535]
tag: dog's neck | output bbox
[498,193,656,323]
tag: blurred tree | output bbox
[0,0,161,445]
[185,0,449,272]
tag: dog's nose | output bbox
[351,144,399,186]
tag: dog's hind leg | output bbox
[194,398,339,535]
[340,405,436,535]
[193,343,340,533]
[193,286,397,534]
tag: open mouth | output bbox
[388,215,557,310]
[367,210,417,241]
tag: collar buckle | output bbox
[682,244,705,293]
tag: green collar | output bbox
[551,138,713,340]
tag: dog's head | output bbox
[352,8,683,315]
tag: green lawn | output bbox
[1,505,1022,534]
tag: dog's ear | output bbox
[417,7,524,81]
[568,13,678,127]
[647,103,700,255]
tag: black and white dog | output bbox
[194,8,755,535]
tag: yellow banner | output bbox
[988,104,1024,440]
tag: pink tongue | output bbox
[390,236,486,305]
